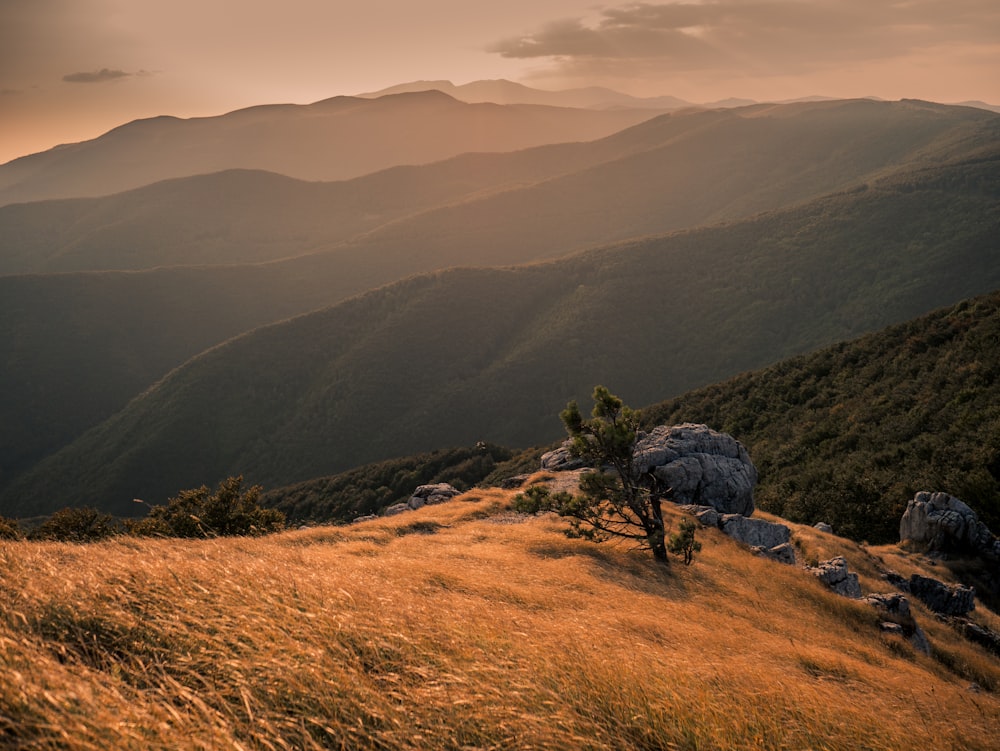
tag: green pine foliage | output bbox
[668,518,702,565]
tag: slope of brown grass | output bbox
[1,487,997,750]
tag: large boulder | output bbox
[908,574,975,616]
[899,491,999,558]
[407,483,461,510]
[808,556,862,598]
[719,514,790,549]
[633,424,757,515]
[540,441,586,472]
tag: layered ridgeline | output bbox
[262,291,1000,546]
[1,100,997,490]
[3,150,998,519]
[0,91,659,205]
[2,99,996,274]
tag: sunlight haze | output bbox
[2,0,998,164]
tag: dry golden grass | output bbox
[1,488,997,750]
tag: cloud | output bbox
[62,68,132,84]
[488,0,1000,77]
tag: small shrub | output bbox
[30,507,119,543]
[667,518,702,565]
[0,515,22,540]
[129,476,285,538]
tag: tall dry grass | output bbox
[1,487,997,750]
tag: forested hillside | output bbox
[643,290,1000,544]
[2,100,995,495]
[4,151,997,518]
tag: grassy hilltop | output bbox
[1,485,998,750]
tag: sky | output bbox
[2,0,999,164]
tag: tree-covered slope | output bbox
[3,151,997,518]
[643,290,1000,544]
[1,101,997,486]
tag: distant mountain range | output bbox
[1,99,997,501]
[5,98,994,275]
[3,145,997,517]
[359,78,1000,115]
[0,91,659,205]
[0,90,997,519]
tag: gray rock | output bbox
[407,483,461,509]
[752,542,797,565]
[383,503,410,517]
[809,556,862,598]
[813,522,833,534]
[633,424,757,516]
[500,474,530,489]
[719,514,790,549]
[677,504,721,528]
[352,514,378,523]
[908,574,975,616]
[864,593,930,654]
[899,491,999,558]
[864,592,911,618]
[540,441,586,471]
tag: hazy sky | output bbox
[2,0,998,163]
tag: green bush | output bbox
[30,507,119,543]
[0,515,22,540]
[129,476,285,538]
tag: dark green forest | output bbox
[262,290,1000,548]
[6,151,996,519]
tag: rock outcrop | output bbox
[864,592,931,654]
[678,505,794,564]
[908,574,975,616]
[540,442,585,471]
[378,483,462,518]
[633,424,757,516]
[813,522,833,534]
[407,483,461,509]
[719,514,790,549]
[808,556,862,598]
[899,491,1000,558]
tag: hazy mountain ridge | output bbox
[3,150,997,518]
[0,91,659,206]
[2,99,993,485]
[2,99,995,275]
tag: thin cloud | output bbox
[63,68,131,84]
[488,0,1000,76]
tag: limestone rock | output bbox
[752,542,797,565]
[809,556,862,598]
[540,441,586,472]
[407,483,461,510]
[383,503,410,517]
[813,522,833,534]
[633,424,757,515]
[908,574,975,616]
[864,592,930,654]
[899,491,999,558]
[719,514,790,549]
[677,504,720,528]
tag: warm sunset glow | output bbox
[2,0,998,164]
